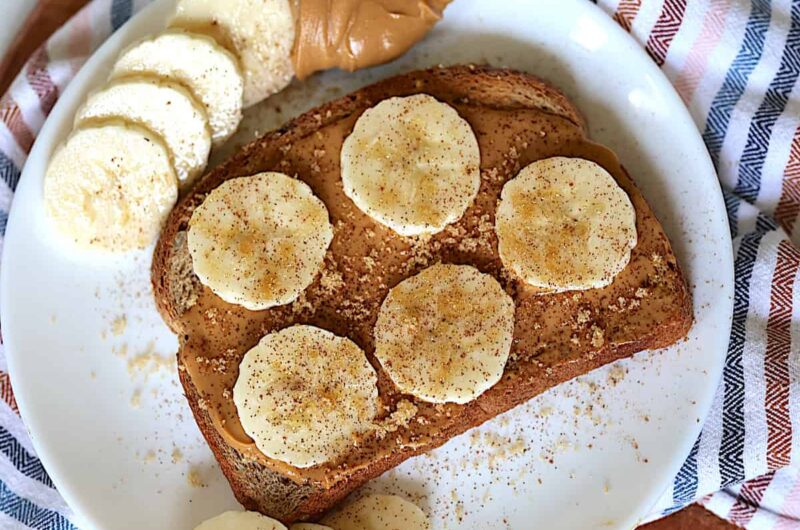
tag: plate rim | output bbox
[0,0,734,528]
[574,0,734,522]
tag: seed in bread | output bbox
[496,157,638,292]
[45,123,177,251]
[187,172,333,311]
[340,94,480,236]
[233,325,379,468]
[374,264,515,404]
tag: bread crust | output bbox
[152,65,692,523]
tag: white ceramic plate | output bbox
[0,0,734,529]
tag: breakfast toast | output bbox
[152,65,693,523]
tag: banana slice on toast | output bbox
[341,94,480,236]
[187,172,333,310]
[233,325,379,468]
[374,264,515,404]
[496,157,637,292]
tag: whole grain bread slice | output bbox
[152,65,692,523]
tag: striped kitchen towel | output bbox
[0,0,798,528]
[595,0,800,527]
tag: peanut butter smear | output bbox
[176,69,691,489]
[290,0,450,79]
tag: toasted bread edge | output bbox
[152,65,692,523]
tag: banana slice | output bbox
[233,325,379,468]
[44,123,177,251]
[374,264,515,404]
[194,511,286,530]
[322,494,430,530]
[187,172,332,310]
[496,157,637,292]
[111,30,243,146]
[290,525,333,530]
[74,77,210,184]
[170,0,295,107]
[340,94,480,236]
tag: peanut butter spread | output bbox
[176,71,689,488]
[290,0,450,79]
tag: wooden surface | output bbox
[0,2,742,530]
[641,505,741,530]
[0,0,87,95]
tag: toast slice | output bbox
[152,65,692,523]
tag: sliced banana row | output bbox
[111,30,243,146]
[170,0,296,107]
[46,0,303,252]
[233,325,379,468]
[46,37,242,250]
[322,494,430,530]
[187,172,333,310]
[194,494,428,530]
[496,157,638,292]
[194,511,286,530]
[75,77,211,184]
[341,94,481,236]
